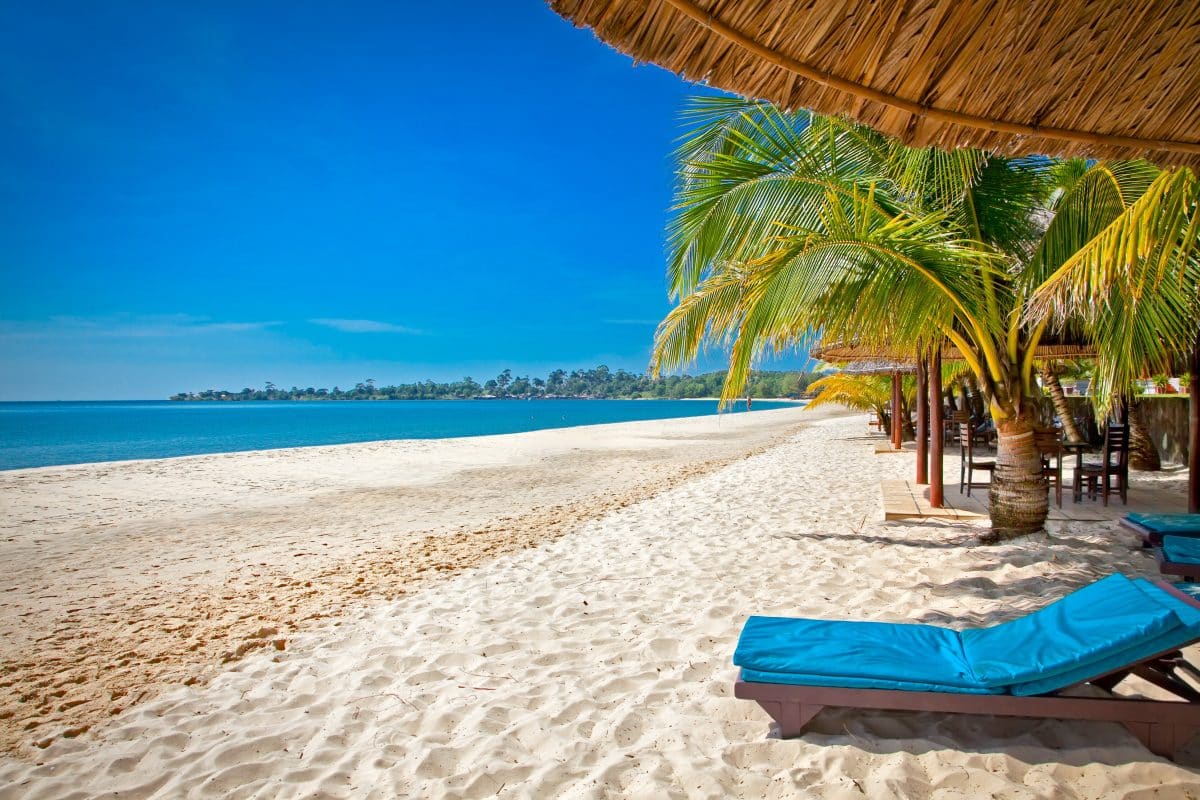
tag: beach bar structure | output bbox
[835,359,914,452]
[814,345,947,507]
[551,0,1200,508]
[814,339,1105,510]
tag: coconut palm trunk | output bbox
[1128,401,1162,471]
[1041,365,1085,442]
[986,419,1049,541]
[972,362,1050,539]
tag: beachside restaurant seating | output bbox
[958,421,995,496]
[1034,427,1064,509]
[946,409,967,444]
[1075,424,1130,506]
[949,410,992,448]
[732,574,1200,760]
[1121,513,1200,547]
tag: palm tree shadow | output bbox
[773,526,978,550]
[910,563,1142,627]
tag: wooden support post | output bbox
[930,349,944,508]
[1190,335,1200,513]
[891,370,903,450]
[916,354,929,484]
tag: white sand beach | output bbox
[0,406,817,759]
[3,410,1200,798]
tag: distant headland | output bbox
[170,366,818,401]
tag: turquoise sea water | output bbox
[0,399,800,471]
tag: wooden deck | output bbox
[880,480,987,520]
[867,426,1190,523]
[881,475,1189,523]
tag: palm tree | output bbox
[806,372,905,439]
[1128,397,1163,472]
[652,99,1200,540]
[1039,362,1086,443]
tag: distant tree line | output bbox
[170,367,819,402]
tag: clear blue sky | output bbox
[0,1,814,400]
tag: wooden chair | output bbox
[952,410,993,449]
[945,411,963,444]
[1034,427,1064,508]
[959,422,995,496]
[1076,424,1130,506]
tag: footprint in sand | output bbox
[413,745,465,779]
[550,699,597,726]
[404,669,446,686]
[645,637,680,657]
[611,710,645,747]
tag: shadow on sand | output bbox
[761,710,1200,770]
[773,527,978,550]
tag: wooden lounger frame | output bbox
[1118,517,1200,581]
[1158,549,1200,583]
[1118,516,1200,548]
[734,582,1200,760]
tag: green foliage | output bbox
[1152,374,1176,394]
[1030,167,1200,410]
[805,373,892,413]
[653,98,1200,419]
[806,372,922,413]
[169,367,818,402]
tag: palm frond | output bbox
[1028,167,1200,411]
[1026,160,1164,289]
[667,101,896,298]
[805,372,891,412]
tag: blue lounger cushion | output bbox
[736,667,1000,694]
[734,617,985,694]
[1163,536,1200,565]
[959,575,1183,694]
[1127,513,1200,535]
[734,575,1200,696]
[1013,579,1200,695]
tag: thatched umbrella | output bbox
[833,359,915,450]
[811,342,1097,364]
[551,0,1200,508]
[814,348,944,503]
[550,0,1200,168]
[812,338,1099,507]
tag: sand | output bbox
[3,410,1200,798]
[0,406,818,759]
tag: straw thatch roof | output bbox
[550,0,1200,169]
[811,341,1097,363]
[837,359,916,375]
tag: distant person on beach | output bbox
[746,395,752,411]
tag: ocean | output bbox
[0,399,800,470]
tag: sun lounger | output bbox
[1120,513,1200,547]
[733,574,1200,759]
[1159,536,1200,582]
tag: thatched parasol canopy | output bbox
[837,359,916,375]
[810,341,1097,364]
[550,0,1200,169]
